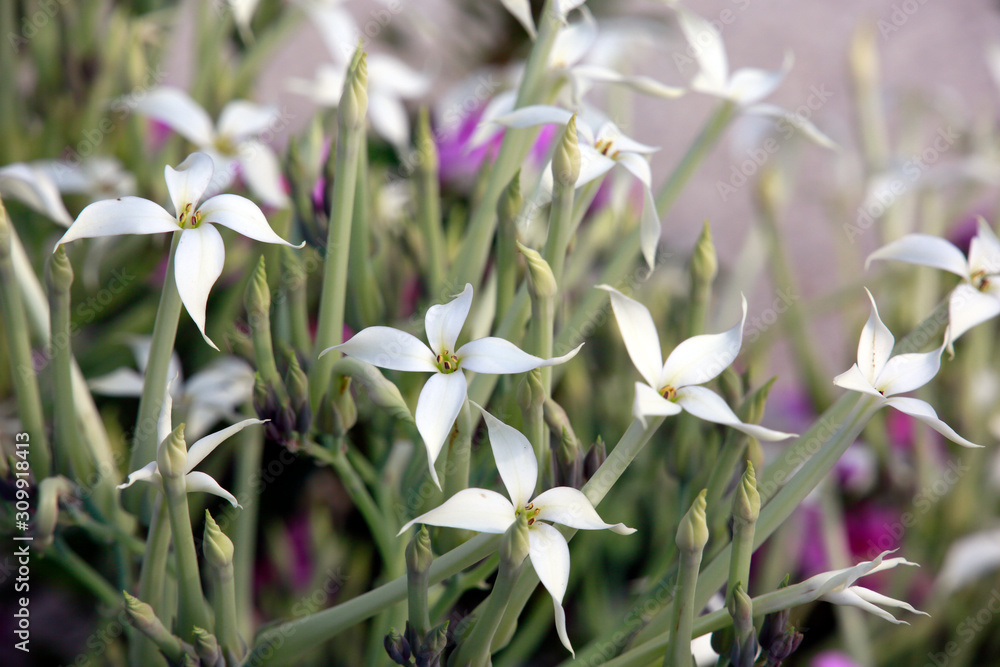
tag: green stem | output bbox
[52,538,122,608]
[232,408,264,641]
[285,246,312,353]
[665,547,703,667]
[162,475,211,641]
[727,518,756,601]
[348,144,384,327]
[132,497,172,667]
[443,399,473,500]
[453,558,526,667]
[211,560,242,661]
[415,107,447,295]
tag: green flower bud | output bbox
[744,377,777,427]
[727,582,753,636]
[285,351,309,410]
[415,106,439,174]
[417,621,449,664]
[192,627,222,665]
[406,525,434,577]
[334,357,414,423]
[203,510,234,568]
[341,48,369,131]
[733,461,760,525]
[583,435,606,481]
[246,255,270,317]
[124,591,186,661]
[676,489,709,553]
[517,241,557,299]
[552,115,581,187]
[46,246,74,295]
[690,221,717,286]
[34,476,73,549]
[501,509,531,569]
[518,368,545,413]
[384,627,411,665]
[157,423,187,479]
[498,170,523,228]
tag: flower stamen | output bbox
[435,351,460,374]
[660,385,677,400]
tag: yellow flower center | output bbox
[177,202,203,229]
[972,269,996,291]
[594,138,620,159]
[522,502,541,526]
[435,350,460,374]
[660,385,677,400]
[213,135,237,156]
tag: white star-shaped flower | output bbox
[398,405,634,655]
[117,381,265,507]
[832,289,979,448]
[866,217,1000,345]
[54,152,303,350]
[600,285,796,440]
[132,87,289,207]
[322,283,582,487]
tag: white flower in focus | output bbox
[54,152,304,349]
[132,87,289,207]
[600,284,796,440]
[398,405,635,655]
[832,289,979,448]
[117,382,265,507]
[802,550,928,624]
[88,336,254,441]
[322,284,582,487]
[866,217,1000,345]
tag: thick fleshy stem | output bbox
[0,196,51,479]
[443,399,474,501]
[310,47,367,412]
[348,142,384,327]
[232,403,264,641]
[405,526,433,642]
[204,511,244,662]
[727,462,760,606]
[415,106,447,295]
[496,171,523,318]
[522,244,558,394]
[543,116,580,288]
[246,256,286,397]
[131,497,173,666]
[665,489,708,667]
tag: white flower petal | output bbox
[851,586,929,617]
[820,589,908,624]
[528,523,574,656]
[570,65,684,99]
[676,385,795,441]
[660,295,747,389]
[87,367,146,396]
[217,100,279,141]
[865,234,970,278]
[500,0,536,39]
[426,283,473,354]
[639,186,661,270]
[576,147,616,187]
[726,59,790,106]
[458,338,581,374]
[397,487,514,535]
[595,123,660,156]
[368,89,411,151]
[0,163,73,226]
[476,405,537,508]
[165,153,215,215]
[550,6,596,68]
[330,327,436,372]
[174,224,226,350]
[633,382,682,426]
[237,141,290,208]
[494,105,576,130]
[969,217,1000,274]
[615,152,652,188]
[877,348,942,397]
[832,364,883,398]
[55,197,176,247]
[133,87,215,147]
[307,2,358,63]
[533,487,635,534]
[367,54,432,99]
[884,397,981,448]
[117,461,160,490]
[198,194,302,246]
[676,7,729,92]
[184,471,241,508]
[745,103,838,150]
[597,285,663,389]
[856,288,894,386]
[948,283,1000,343]
[415,371,468,488]
[186,418,265,472]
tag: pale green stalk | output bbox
[310,48,367,412]
[246,257,284,393]
[51,539,122,608]
[415,106,447,294]
[686,222,717,338]
[523,244,558,393]
[665,490,708,667]
[132,498,172,667]
[232,408,264,641]
[406,526,434,641]
[727,463,760,603]
[849,23,890,175]
[0,197,51,478]
[543,117,580,287]
[348,143,384,326]
[204,512,242,661]
[520,369,547,492]
[496,172,523,318]
[443,400,474,500]
[284,246,312,353]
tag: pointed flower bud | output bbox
[246,255,270,317]
[745,378,777,427]
[759,575,791,651]
[342,48,369,131]
[419,620,449,663]
[691,221,717,286]
[157,423,187,479]
[203,510,234,568]
[552,115,581,187]
[415,106,438,174]
[285,351,310,418]
[34,476,73,550]
[384,627,411,665]
[518,367,545,414]
[499,170,523,227]
[766,628,804,665]
[728,582,754,637]
[734,461,760,525]
[124,591,185,660]
[583,435,606,480]
[676,489,709,553]
[501,508,531,569]
[518,241,557,299]
[406,525,434,576]
[46,246,74,294]
[192,627,222,665]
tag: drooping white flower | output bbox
[398,405,634,655]
[832,289,979,448]
[117,381,265,507]
[802,550,928,624]
[0,162,74,226]
[132,87,289,208]
[54,152,304,350]
[599,284,796,440]
[88,336,254,441]
[322,284,582,487]
[866,217,1000,344]
[494,105,663,268]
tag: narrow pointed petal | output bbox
[676,385,795,441]
[87,367,146,396]
[595,123,660,155]
[969,217,1000,274]
[639,187,661,270]
[217,100,279,140]
[597,285,663,388]
[746,103,838,150]
[117,461,160,490]
[55,197,176,247]
[550,6,597,67]
[500,0,536,39]
[533,487,635,534]
[367,90,411,151]
[157,382,175,446]
[633,381,682,426]
[475,405,537,507]
[884,397,981,448]
[677,7,729,91]
[832,364,883,398]
[528,523,574,655]
[856,288,894,385]
[948,283,1000,343]
[615,152,652,187]
[425,283,473,354]
[397,488,514,535]
[133,87,215,147]
[661,295,747,389]
[186,418,266,472]
[198,194,302,246]
[852,586,929,617]
[415,371,468,488]
[367,55,432,98]
[575,146,616,187]
[174,224,226,350]
[493,105,575,130]
[865,234,969,277]
[165,153,215,215]
[570,65,684,98]
[0,163,73,226]
[330,326,436,372]
[726,60,790,106]
[238,141,290,208]
[459,338,581,374]
[878,348,942,397]
[184,471,241,507]
[820,589,908,624]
